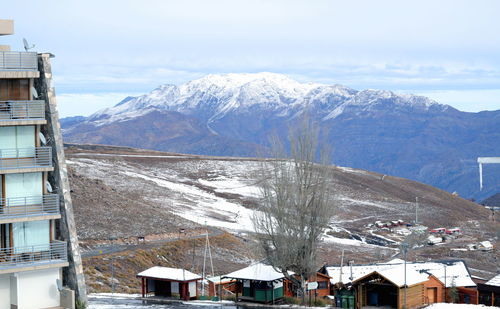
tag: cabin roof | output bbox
[353,266,430,287]
[485,274,500,287]
[325,259,474,288]
[223,262,292,282]
[137,266,202,281]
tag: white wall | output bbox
[17,268,61,309]
[189,281,196,298]
[0,275,10,309]
[171,281,179,294]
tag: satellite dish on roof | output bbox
[39,132,47,145]
[23,38,35,51]
[31,86,38,99]
[46,181,53,193]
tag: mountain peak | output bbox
[85,73,452,126]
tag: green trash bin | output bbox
[348,295,355,309]
[341,295,349,309]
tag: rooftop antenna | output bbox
[23,38,35,51]
[478,157,500,190]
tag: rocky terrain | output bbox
[65,144,498,292]
[61,73,500,201]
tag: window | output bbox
[317,281,328,289]
[0,79,30,101]
[4,172,43,205]
[0,126,35,157]
[12,220,50,253]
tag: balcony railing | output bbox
[0,194,59,220]
[0,51,38,70]
[0,100,45,121]
[0,240,67,268]
[0,147,52,170]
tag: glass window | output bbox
[0,126,35,157]
[5,173,43,206]
[12,220,50,253]
[0,126,16,150]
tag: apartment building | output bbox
[0,19,86,308]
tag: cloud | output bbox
[3,0,499,114]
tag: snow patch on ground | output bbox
[426,304,499,309]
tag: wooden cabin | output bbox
[223,263,290,303]
[284,272,332,298]
[322,258,477,308]
[351,266,443,309]
[137,266,202,300]
[478,274,500,306]
[207,276,238,298]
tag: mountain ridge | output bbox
[61,72,500,201]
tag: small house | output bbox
[137,266,202,300]
[477,274,500,306]
[207,276,238,298]
[223,263,290,303]
[283,272,332,298]
[321,258,476,308]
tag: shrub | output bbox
[75,299,87,309]
[313,297,329,307]
[223,294,237,302]
[283,296,301,305]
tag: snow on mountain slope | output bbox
[66,145,490,241]
[79,72,445,127]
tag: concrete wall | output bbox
[17,268,61,309]
[36,53,87,303]
[0,19,14,36]
[0,275,10,309]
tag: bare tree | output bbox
[253,118,335,301]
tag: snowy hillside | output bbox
[62,73,500,202]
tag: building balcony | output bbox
[0,194,60,224]
[0,51,37,70]
[0,147,53,174]
[0,240,68,274]
[0,100,46,126]
[0,51,39,78]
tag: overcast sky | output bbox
[2,0,500,116]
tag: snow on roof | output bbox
[325,260,475,288]
[376,266,430,287]
[207,276,236,284]
[485,274,500,287]
[137,266,202,282]
[223,263,288,281]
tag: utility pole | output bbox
[401,243,409,309]
[415,197,419,224]
[444,265,447,303]
[339,249,345,283]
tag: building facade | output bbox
[0,19,86,308]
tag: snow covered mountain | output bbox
[62,73,500,200]
[76,72,446,127]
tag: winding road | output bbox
[81,226,225,258]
